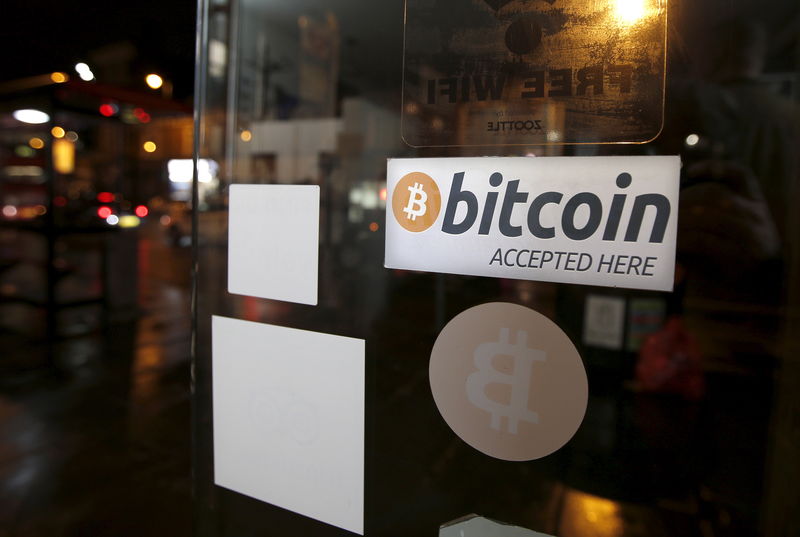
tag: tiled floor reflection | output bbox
[0,223,191,536]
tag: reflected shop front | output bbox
[192,0,800,536]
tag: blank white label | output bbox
[228,184,319,305]
[212,316,365,534]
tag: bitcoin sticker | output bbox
[391,172,441,233]
[430,302,588,461]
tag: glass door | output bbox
[192,1,800,535]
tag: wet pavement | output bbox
[0,224,192,536]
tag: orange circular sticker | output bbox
[430,302,588,461]
[391,172,441,233]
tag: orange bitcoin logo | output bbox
[392,172,441,233]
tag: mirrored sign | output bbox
[402,0,667,146]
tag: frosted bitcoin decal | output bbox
[429,302,587,461]
[402,0,667,146]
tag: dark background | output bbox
[1,1,196,98]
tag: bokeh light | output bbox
[75,62,94,81]
[145,73,164,89]
[143,141,157,153]
[13,109,50,124]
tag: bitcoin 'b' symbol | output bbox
[429,302,588,461]
[466,328,545,434]
[392,172,441,232]
[403,182,428,221]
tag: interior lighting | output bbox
[97,206,113,219]
[143,141,157,153]
[51,126,65,138]
[106,214,120,225]
[50,72,69,83]
[168,159,218,183]
[145,73,163,90]
[2,206,17,218]
[65,131,79,142]
[369,222,379,232]
[134,205,149,217]
[685,133,700,146]
[379,187,388,201]
[240,129,252,142]
[160,215,171,226]
[13,109,50,124]
[28,137,45,149]
[613,0,648,25]
[75,62,94,81]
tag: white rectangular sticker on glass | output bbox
[212,316,365,535]
[228,184,319,305]
[385,156,679,291]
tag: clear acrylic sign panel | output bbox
[402,0,667,146]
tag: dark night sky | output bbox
[2,1,197,99]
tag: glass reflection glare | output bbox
[613,0,648,24]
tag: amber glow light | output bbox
[50,72,68,83]
[53,139,75,174]
[143,141,157,153]
[28,137,45,149]
[240,129,253,142]
[51,126,65,138]
[613,0,648,24]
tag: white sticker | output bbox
[440,514,554,537]
[386,156,679,291]
[228,184,319,305]
[212,316,364,535]
[582,295,626,350]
